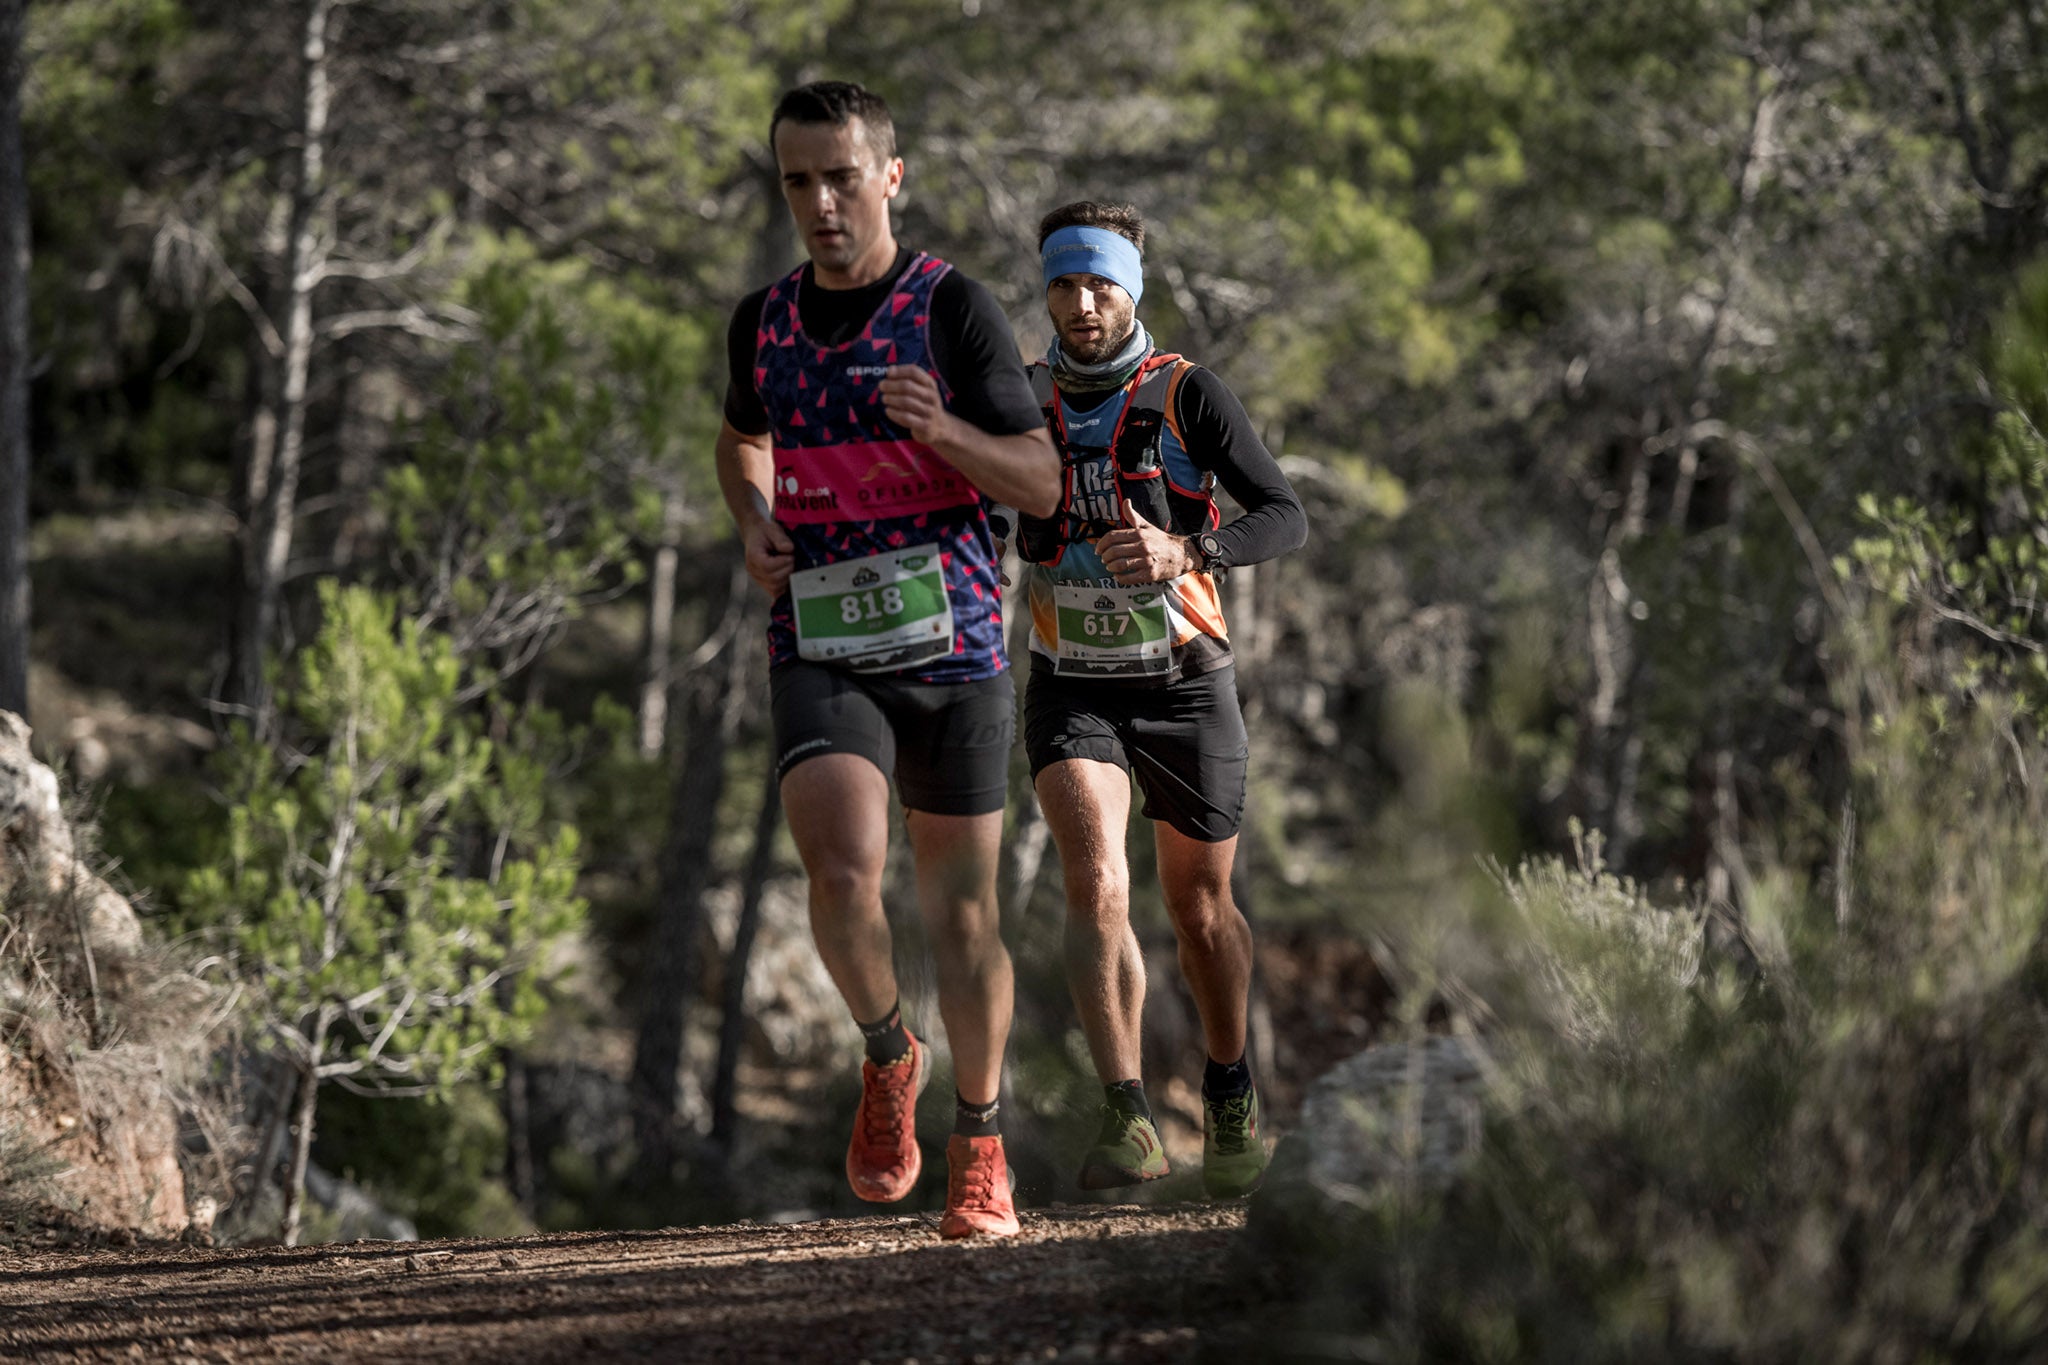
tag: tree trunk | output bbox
[628,560,751,1182]
[1570,422,1653,862]
[1699,447,1752,912]
[228,0,335,720]
[328,354,388,571]
[278,1011,330,1247]
[709,773,781,1157]
[0,0,31,720]
[637,486,686,759]
[502,1052,535,1215]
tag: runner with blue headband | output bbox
[1040,226,1145,304]
[1008,201,1308,1197]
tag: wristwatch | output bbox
[1191,531,1229,574]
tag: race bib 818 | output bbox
[792,546,953,672]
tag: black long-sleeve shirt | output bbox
[1157,363,1307,568]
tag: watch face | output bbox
[1199,534,1223,564]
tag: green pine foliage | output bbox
[385,241,718,657]
[186,581,585,1102]
[1851,260,2048,728]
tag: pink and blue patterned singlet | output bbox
[755,253,1007,683]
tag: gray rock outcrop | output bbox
[0,710,144,955]
[1252,1034,1489,1242]
[0,709,197,1237]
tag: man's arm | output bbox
[879,368,1060,516]
[715,419,795,598]
[1171,367,1307,565]
[717,288,796,597]
[1093,366,1306,586]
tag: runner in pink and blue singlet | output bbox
[713,79,1056,1244]
[750,250,1006,684]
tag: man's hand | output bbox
[741,513,796,598]
[876,366,1059,515]
[1093,501,1193,586]
[879,365,956,446]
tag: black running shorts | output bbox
[769,661,1015,817]
[1023,659,1249,842]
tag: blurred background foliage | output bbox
[7,0,2048,1347]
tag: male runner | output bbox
[714,81,1059,1238]
[1015,202,1306,1197]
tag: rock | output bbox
[0,710,207,1240]
[302,1161,420,1243]
[1250,1034,1488,1247]
[35,860,146,956]
[184,1196,219,1244]
[0,712,142,955]
[0,710,71,861]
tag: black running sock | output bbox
[1203,1053,1253,1099]
[954,1092,1001,1138]
[1104,1079,1153,1122]
[856,1003,911,1066]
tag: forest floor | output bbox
[0,1202,1269,1363]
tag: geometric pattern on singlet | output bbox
[755,251,1006,683]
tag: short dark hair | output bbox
[770,81,897,165]
[1037,201,1146,253]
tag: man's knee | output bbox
[1062,859,1131,926]
[808,861,882,918]
[1164,877,1236,944]
[930,904,1009,972]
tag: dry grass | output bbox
[1,781,241,1235]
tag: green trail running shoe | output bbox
[1202,1085,1268,1198]
[1077,1105,1171,1190]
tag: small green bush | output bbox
[1281,673,2048,1362]
[186,582,585,1242]
[1261,252,2048,1365]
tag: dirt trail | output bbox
[0,1204,1256,1363]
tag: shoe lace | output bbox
[950,1146,1001,1208]
[1208,1093,1255,1155]
[1093,1103,1136,1147]
[862,1059,915,1147]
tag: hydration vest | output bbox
[1015,353,1221,565]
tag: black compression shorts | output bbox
[770,661,1015,817]
[1023,659,1248,842]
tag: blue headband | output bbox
[1041,226,1144,305]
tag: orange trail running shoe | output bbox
[940,1133,1020,1239]
[846,1031,927,1202]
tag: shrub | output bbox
[186,582,585,1245]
